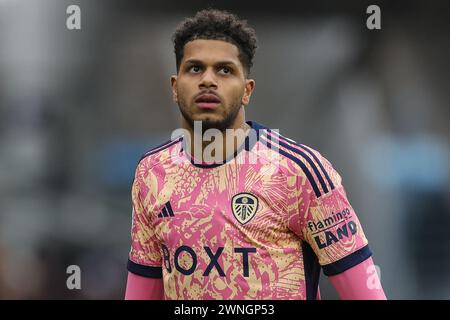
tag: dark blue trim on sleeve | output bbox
[322,245,373,276]
[127,259,163,278]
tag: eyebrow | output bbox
[183,59,239,67]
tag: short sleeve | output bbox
[127,165,163,278]
[294,152,372,276]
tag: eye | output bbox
[189,65,201,73]
[218,66,231,75]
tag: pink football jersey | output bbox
[127,121,371,299]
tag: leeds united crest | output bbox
[231,193,259,225]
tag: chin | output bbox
[192,114,223,124]
[187,116,222,131]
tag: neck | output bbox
[182,108,250,163]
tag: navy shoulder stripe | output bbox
[131,137,182,191]
[259,133,322,198]
[272,131,335,191]
[262,130,330,195]
[139,137,182,163]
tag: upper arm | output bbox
[329,257,387,300]
[125,272,164,300]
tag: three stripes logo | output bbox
[157,202,175,218]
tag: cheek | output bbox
[224,82,245,101]
[177,79,195,99]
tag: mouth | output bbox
[194,93,221,110]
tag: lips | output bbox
[195,93,221,109]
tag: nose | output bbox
[199,68,218,89]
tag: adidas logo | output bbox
[157,202,175,218]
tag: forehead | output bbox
[181,39,241,65]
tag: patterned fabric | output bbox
[128,121,371,299]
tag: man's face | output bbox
[171,39,255,132]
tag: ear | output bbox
[241,79,255,106]
[171,75,178,103]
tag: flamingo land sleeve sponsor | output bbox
[306,207,358,249]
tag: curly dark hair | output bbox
[172,9,257,76]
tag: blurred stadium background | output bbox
[0,0,449,299]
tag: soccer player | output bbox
[125,9,386,300]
